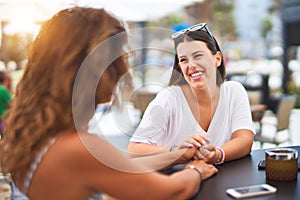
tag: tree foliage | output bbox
[211,0,237,41]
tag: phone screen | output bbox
[236,186,268,194]
[226,184,277,199]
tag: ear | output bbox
[215,51,222,67]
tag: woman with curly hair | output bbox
[0,7,217,200]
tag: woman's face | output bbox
[176,40,222,90]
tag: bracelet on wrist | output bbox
[184,165,204,181]
[169,144,178,152]
[215,147,225,165]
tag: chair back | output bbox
[276,95,297,131]
[131,90,157,114]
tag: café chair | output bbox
[130,90,157,115]
[254,95,297,148]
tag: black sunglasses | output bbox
[171,23,218,50]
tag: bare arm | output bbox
[79,134,218,200]
[127,142,169,156]
[100,160,218,200]
[194,129,254,164]
[127,133,211,169]
[221,129,254,162]
[129,147,197,171]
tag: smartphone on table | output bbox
[226,184,277,199]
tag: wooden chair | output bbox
[254,95,297,148]
[130,90,157,115]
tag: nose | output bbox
[187,59,197,68]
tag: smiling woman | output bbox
[128,22,255,168]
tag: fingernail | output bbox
[195,142,201,147]
[188,143,193,148]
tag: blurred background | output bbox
[0,0,300,149]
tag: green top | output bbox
[0,85,12,120]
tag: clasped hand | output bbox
[178,134,219,164]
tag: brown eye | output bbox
[194,54,202,58]
[179,58,187,63]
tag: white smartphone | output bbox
[226,184,277,199]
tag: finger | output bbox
[178,141,193,149]
[199,148,210,157]
[194,150,205,160]
[186,136,201,148]
[202,143,215,151]
[204,151,217,164]
[193,155,199,160]
[192,134,205,143]
[191,138,201,148]
[193,134,210,147]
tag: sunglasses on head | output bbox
[171,23,218,50]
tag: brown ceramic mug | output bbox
[265,148,298,181]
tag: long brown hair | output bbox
[0,7,129,177]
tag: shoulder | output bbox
[39,132,124,179]
[221,81,249,101]
[31,133,132,197]
[222,80,248,95]
[29,133,96,193]
[223,80,246,90]
[139,86,185,119]
[156,86,181,97]
[51,132,111,158]
[150,86,182,106]
[45,133,97,165]
[49,132,132,167]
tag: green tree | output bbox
[212,0,237,41]
[261,17,273,38]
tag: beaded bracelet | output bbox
[184,165,204,181]
[215,147,225,165]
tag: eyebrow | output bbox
[178,50,204,58]
[192,50,204,56]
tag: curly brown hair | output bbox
[0,7,129,178]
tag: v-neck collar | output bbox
[177,85,223,134]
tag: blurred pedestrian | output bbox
[0,70,12,136]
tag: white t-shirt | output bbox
[130,81,255,147]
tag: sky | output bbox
[0,0,204,35]
[0,0,204,22]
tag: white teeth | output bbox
[190,71,204,77]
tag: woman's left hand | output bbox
[194,144,222,164]
[193,141,213,160]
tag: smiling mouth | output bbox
[189,71,204,78]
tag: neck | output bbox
[190,84,220,105]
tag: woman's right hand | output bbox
[187,160,218,181]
